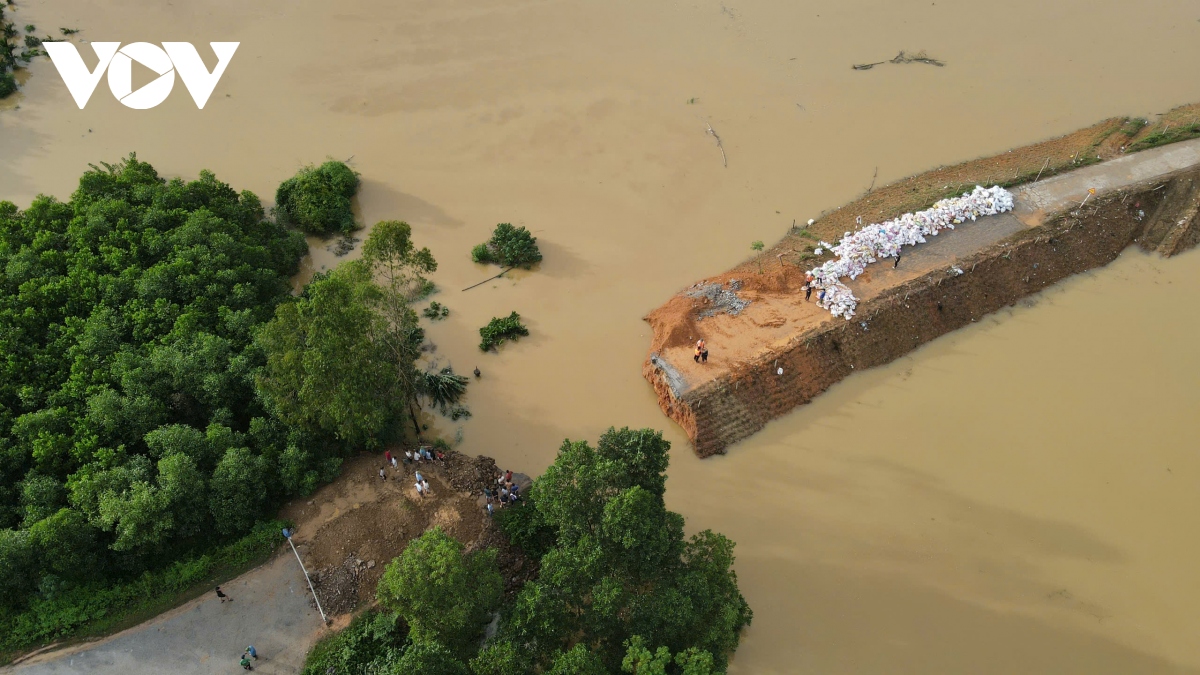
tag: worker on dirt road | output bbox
[804,274,814,302]
[694,338,709,364]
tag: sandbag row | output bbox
[807,186,1015,319]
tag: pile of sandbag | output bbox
[808,186,1014,319]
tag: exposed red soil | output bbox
[278,449,535,617]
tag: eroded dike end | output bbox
[644,134,1200,457]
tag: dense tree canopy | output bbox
[0,156,318,619]
[495,427,752,673]
[376,527,502,657]
[274,160,360,235]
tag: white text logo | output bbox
[44,42,239,110]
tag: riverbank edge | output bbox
[644,147,1200,457]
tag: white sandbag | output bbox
[808,186,1014,319]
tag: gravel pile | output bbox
[686,280,751,318]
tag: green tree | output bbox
[469,640,531,675]
[156,453,208,538]
[254,262,400,447]
[0,154,306,612]
[471,223,542,268]
[503,427,751,671]
[361,220,436,433]
[96,479,173,552]
[385,640,470,675]
[208,447,267,535]
[275,160,360,235]
[375,527,502,656]
[549,644,608,675]
[623,636,673,675]
[19,473,66,527]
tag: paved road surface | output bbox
[4,553,326,675]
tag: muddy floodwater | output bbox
[4,0,1200,671]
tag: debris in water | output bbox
[854,50,945,70]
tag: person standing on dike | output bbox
[697,338,709,364]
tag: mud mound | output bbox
[279,450,532,617]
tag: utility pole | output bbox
[283,528,328,625]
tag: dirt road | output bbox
[3,554,325,675]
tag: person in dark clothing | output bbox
[215,586,230,603]
[805,283,813,301]
[894,254,901,268]
[240,655,253,670]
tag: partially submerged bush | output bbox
[422,301,449,320]
[479,312,529,351]
[418,365,468,412]
[472,223,542,268]
[275,160,360,235]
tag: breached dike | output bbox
[643,137,1200,457]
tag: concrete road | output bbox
[4,553,327,675]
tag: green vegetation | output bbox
[418,366,468,414]
[1129,121,1200,151]
[300,609,407,675]
[0,155,311,650]
[1,5,18,98]
[479,312,529,351]
[255,262,404,447]
[471,223,543,268]
[750,240,764,251]
[494,427,752,673]
[1,520,284,654]
[423,300,450,320]
[301,427,751,673]
[377,527,503,657]
[275,160,360,235]
[0,156,457,655]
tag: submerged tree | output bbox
[471,223,543,268]
[275,160,360,235]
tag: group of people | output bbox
[803,273,825,304]
[414,469,432,498]
[210,586,259,670]
[483,469,521,516]
[239,645,258,670]
[379,447,446,482]
[693,338,709,364]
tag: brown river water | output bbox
[3,0,1199,671]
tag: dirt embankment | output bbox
[279,450,535,618]
[644,112,1200,457]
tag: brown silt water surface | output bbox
[3,0,1200,671]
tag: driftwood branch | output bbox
[706,122,728,168]
[462,267,515,292]
[867,166,878,194]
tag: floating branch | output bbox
[706,121,727,168]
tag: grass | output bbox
[0,520,289,664]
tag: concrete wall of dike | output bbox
[643,138,1200,457]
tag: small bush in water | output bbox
[472,223,542,268]
[275,160,360,235]
[479,312,529,351]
